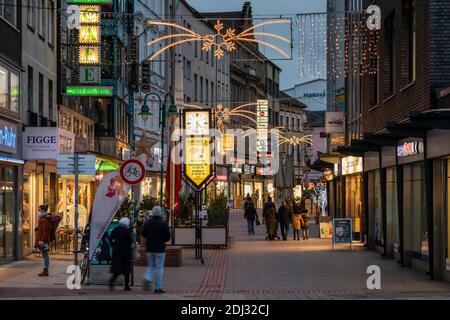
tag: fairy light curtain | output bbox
[296,11,379,81]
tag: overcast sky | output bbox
[186,0,327,90]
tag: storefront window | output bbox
[404,163,428,257]
[374,171,383,246]
[447,160,450,259]
[22,172,33,254]
[0,66,7,109]
[345,174,362,239]
[0,167,15,261]
[386,168,399,250]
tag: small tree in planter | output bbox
[139,195,158,215]
[179,194,194,225]
[114,195,134,219]
[207,192,229,227]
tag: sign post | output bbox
[332,218,352,251]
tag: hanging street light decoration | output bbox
[147,19,291,61]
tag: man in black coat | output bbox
[109,217,133,291]
[278,201,292,241]
[141,206,171,294]
[244,200,258,235]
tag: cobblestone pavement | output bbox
[1,209,450,300]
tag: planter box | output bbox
[136,246,182,267]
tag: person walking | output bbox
[263,197,278,240]
[35,204,52,276]
[292,202,304,241]
[244,200,258,235]
[251,191,259,209]
[141,206,171,294]
[301,212,310,240]
[109,217,133,291]
[278,201,292,241]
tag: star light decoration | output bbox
[147,19,291,60]
[135,131,157,163]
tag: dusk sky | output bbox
[186,0,327,90]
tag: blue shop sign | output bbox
[0,120,17,154]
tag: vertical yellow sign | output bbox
[185,137,211,187]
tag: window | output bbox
[383,13,395,97]
[402,0,416,84]
[200,76,203,103]
[48,79,53,121]
[1,0,17,26]
[0,65,19,113]
[205,79,209,106]
[369,66,379,107]
[48,0,55,45]
[194,73,197,101]
[28,66,33,112]
[211,82,214,106]
[38,73,43,115]
[27,0,35,29]
[186,60,191,79]
[38,0,45,37]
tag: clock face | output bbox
[186,111,209,136]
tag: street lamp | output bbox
[140,92,178,209]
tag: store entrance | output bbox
[0,167,15,262]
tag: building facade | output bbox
[0,0,22,263]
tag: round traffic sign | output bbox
[119,159,146,185]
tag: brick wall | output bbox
[360,0,431,134]
[429,0,450,92]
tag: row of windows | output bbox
[0,0,17,27]
[193,73,228,106]
[27,65,54,121]
[27,0,55,46]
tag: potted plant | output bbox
[207,192,229,227]
[139,195,158,215]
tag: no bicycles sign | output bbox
[119,159,145,185]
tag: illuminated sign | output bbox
[79,46,100,64]
[185,137,211,188]
[256,99,269,154]
[183,110,213,190]
[79,5,100,24]
[0,120,17,154]
[342,156,363,175]
[221,133,235,153]
[79,25,100,44]
[397,141,424,158]
[79,66,101,84]
[66,86,113,96]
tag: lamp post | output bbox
[139,92,178,211]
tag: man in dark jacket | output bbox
[263,197,278,240]
[109,217,133,291]
[244,200,258,235]
[278,200,292,241]
[141,206,171,294]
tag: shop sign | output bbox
[79,66,101,84]
[0,119,17,154]
[325,112,345,134]
[66,86,112,96]
[244,165,255,174]
[332,218,352,249]
[397,141,424,158]
[232,166,242,173]
[341,156,363,175]
[22,128,75,160]
[256,100,268,154]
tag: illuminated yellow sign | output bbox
[79,25,100,44]
[185,137,211,187]
[222,134,235,152]
[79,5,100,24]
[79,46,100,64]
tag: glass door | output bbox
[0,167,15,261]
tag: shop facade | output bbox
[0,119,23,263]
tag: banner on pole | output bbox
[89,171,131,260]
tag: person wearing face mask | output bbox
[35,204,52,276]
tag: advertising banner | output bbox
[325,112,345,134]
[89,171,131,260]
[185,137,211,187]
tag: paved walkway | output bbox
[1,209,450,299]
